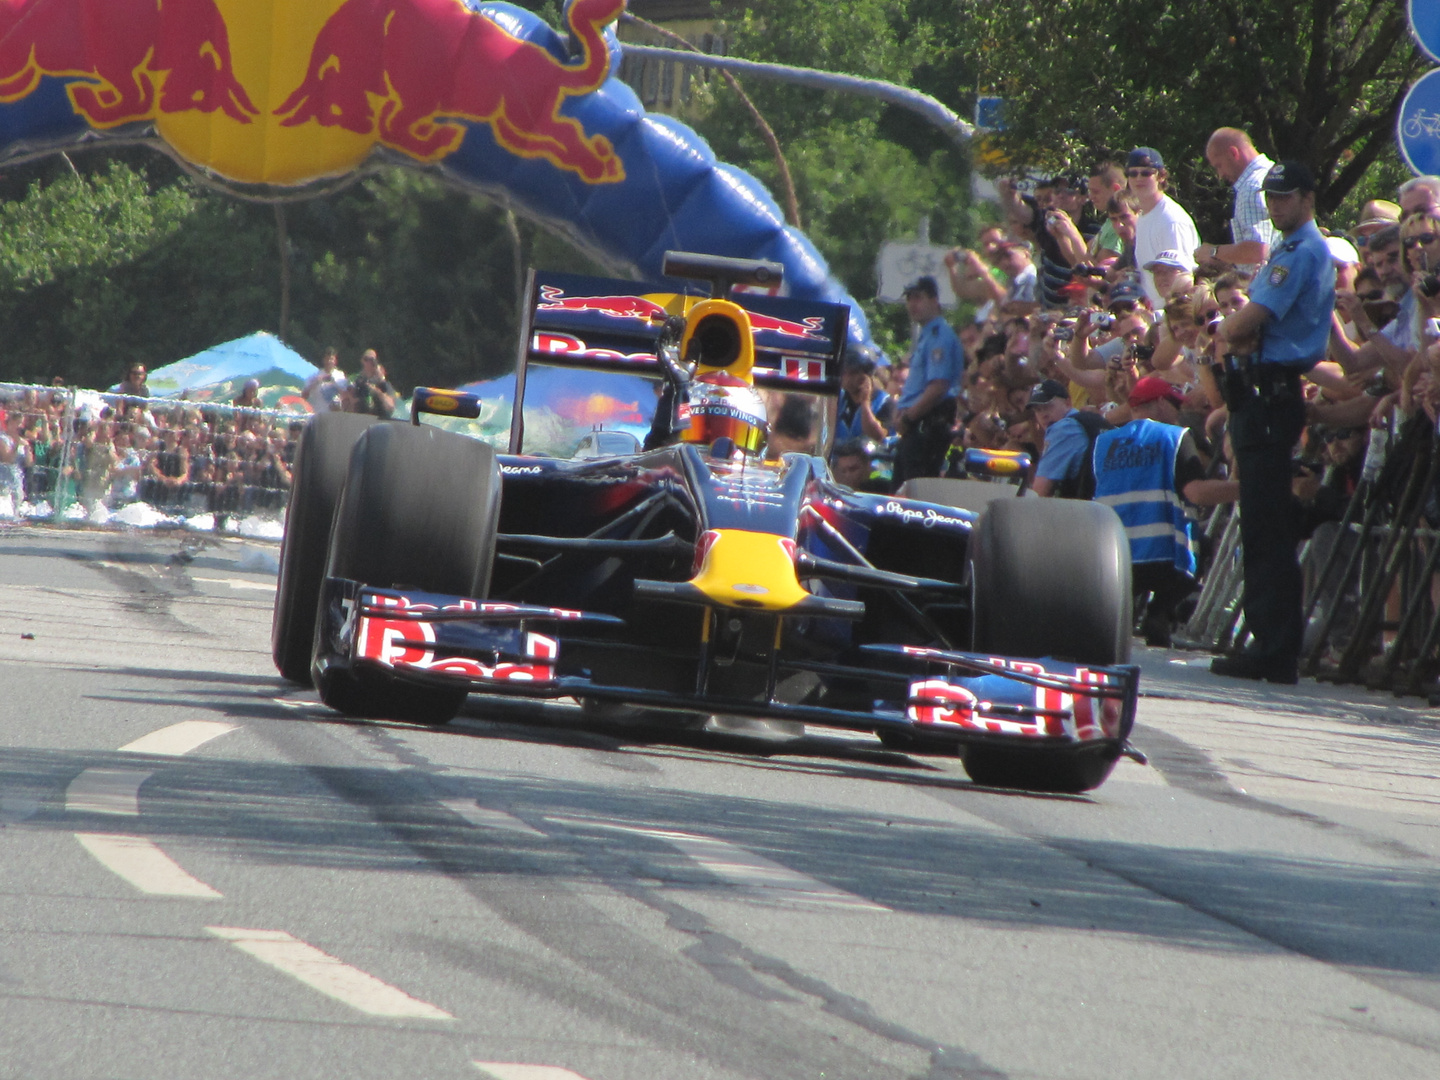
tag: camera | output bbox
[1072,263,1105,278]
[1131,343,1155,363]
[1054,325,1074,341]
[1091,311,1115,330]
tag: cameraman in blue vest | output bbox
[1210,161,1335,683]
[1093,377,1239,646]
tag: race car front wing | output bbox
[315,580,1142,756]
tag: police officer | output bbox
[1093,377,1238,646]
[893,276,963,486]
[1027,379,1111,498]
[1211,161,1335,683]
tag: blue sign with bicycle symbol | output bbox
[1400,68,1440,175]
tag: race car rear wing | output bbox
[510,263,850,452]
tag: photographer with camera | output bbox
[944,239,1038,319]
[1210,162,1335,685]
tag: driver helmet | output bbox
[681,371,768,454]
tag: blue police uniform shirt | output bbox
[1247,218,1335,368]
[1035,408,1089,483]
[836,387,890,442]
[898,315,964,410]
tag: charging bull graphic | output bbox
[0,0,874,347]
[275,0,624,181]
[0,0,256,126]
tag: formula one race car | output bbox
[272,253,1142,793]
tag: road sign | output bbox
[1410,0,1440,64]
[1398,68,1440,175]
[875,241,956,307]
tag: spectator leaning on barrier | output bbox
[1198,127,1277,274]
[1026,379,1111,498]
[1127,147,1200,309]
[1093,376,1239,647]
[893,275,964,486]
[1211,161,1336,685]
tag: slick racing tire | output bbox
[314,422,502,726]
[966,497,1131,794]
[961,742,1121,795]
[272,413,380,684]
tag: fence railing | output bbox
[1183,412,1440,701]
[1,381,301,538]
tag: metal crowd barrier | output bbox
[1182,413,1440,701]
[0,381,302,537]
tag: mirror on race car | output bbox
[411,387,484,423]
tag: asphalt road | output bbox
[2,524,1439,1080]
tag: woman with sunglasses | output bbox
[1127,146,1200,310]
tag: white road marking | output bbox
[66,768,152,815]
[74,833,222,898]
[119,720,237,757]
[191,576,276,591]
[474,1065,593,1080]
[547,816,888,911]
[441,800,547,836]
[205,927,454,1020]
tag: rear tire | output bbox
[965,498,1131,793]
[315,423,502,725]
[272,413,379,684]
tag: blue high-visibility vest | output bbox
[1092,418,1197,577]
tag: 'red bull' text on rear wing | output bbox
[515,266,850,403]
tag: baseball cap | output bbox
[1128,376,1184,408]
[1143,250,1188,271]
[1107,281,1144,308]
[1351,199,1401,240]
[1262,160,1317,195]
[1324,236,1360,266]
[902,275,939,298]
[1026,379,1071,407]
[1127,147,1164,170]
[243,378,260,391]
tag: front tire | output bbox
[272,413,380,684]
[965,498,1131,793]
[315,423,502,725]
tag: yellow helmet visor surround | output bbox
[681,299,757,384]
[690,530,810,611]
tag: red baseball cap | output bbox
[1128,376,1183,408]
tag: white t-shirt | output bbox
[305,370,349,413]
[1135,195,1200,308]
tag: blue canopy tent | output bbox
[145,332,319,412]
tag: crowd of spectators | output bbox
[0,347,397,525]
[829,128,1440,649]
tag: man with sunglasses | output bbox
[1127,147,1199,309]
[1211,161,1335,685]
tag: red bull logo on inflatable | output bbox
[0,0,626,186]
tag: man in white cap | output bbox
[1141,250,1191,302]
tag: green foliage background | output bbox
[0,0,1426,391]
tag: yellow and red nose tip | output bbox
[689,530,808,611]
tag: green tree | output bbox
[940,0,1429,233]
[694,0,978,353]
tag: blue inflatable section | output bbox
[437,3,867,343]
[0,0,870,347]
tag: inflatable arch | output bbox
[0,0,871,344]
